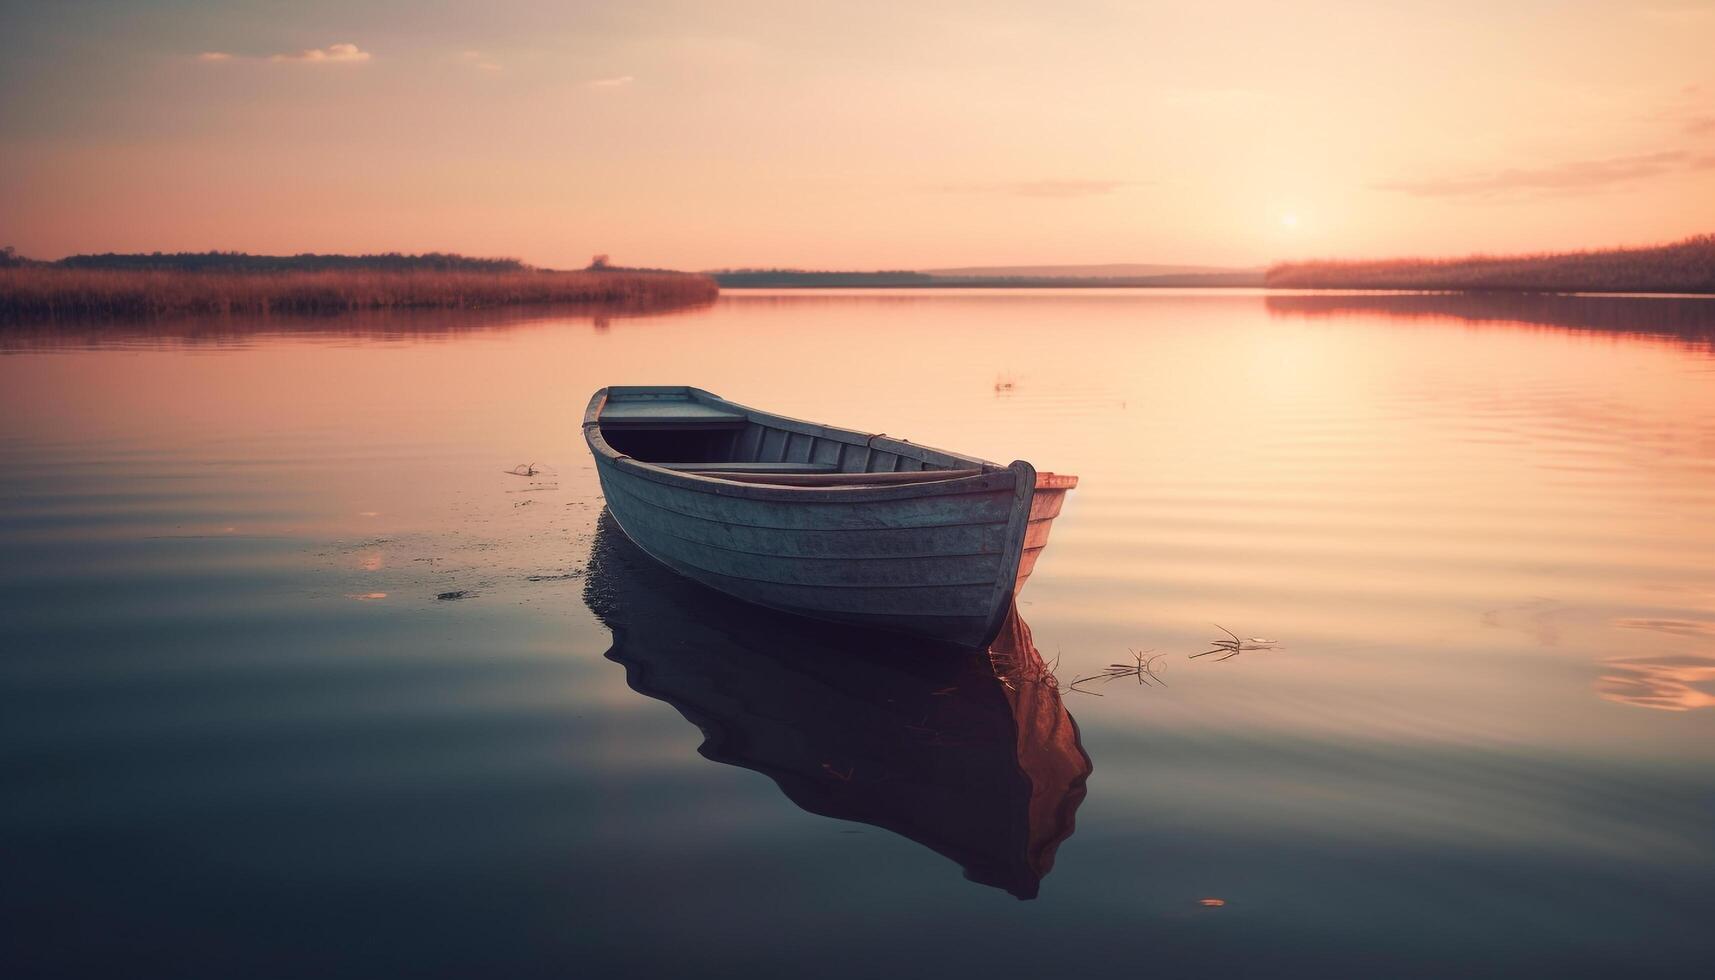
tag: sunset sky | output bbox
[2,0,1712,270]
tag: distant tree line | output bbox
[711,270,940,287]
[709,268,1265,288]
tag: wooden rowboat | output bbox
[583,386,1077,648]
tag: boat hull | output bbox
[585,387,1071,647]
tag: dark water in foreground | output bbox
[3,290,1714,977]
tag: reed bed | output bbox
[0,267,718,321]
[1266,234,1715,294]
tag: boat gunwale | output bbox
[597,471,1021,535]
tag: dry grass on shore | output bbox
[1266,234,1715,294]
[0,267,719,321]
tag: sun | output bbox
[1280,212,1300,229]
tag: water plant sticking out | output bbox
[1190,624,1277,662]
[1067,649,1168,695]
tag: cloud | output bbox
[197,51,233,62]
[932,179,1138,199]
[1648,82,1714,135]
[460,50,502,72]
[1374,150,1715,199]
[271,43,371,64]
[588,75,634,88]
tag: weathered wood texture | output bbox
[679,468,985,486]
[584,386,1077,647]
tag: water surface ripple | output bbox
[3,291,1713,978]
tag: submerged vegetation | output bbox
[1266,234,1715,294]
[0,251,718,321]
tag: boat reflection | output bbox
[582,512,1092,899]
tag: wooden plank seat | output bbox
[679,468,983,486]
[654,461,840,474]
[599,401,746,430]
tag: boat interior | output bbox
[597,389,988,486]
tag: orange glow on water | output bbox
[3,292,1713,765]
[1598,656,1715,712]
[3,292,1715,972]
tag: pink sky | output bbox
[1,1,1712,269]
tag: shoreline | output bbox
[0,267,719,322]
[710,235,1715,295]
[1265,234,1715,295]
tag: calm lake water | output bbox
[4,289,1714,978]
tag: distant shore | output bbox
[711,236,1715,294]
[712,269,1263,289]
[0,252,719,321]
[1266,234,1715,294]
